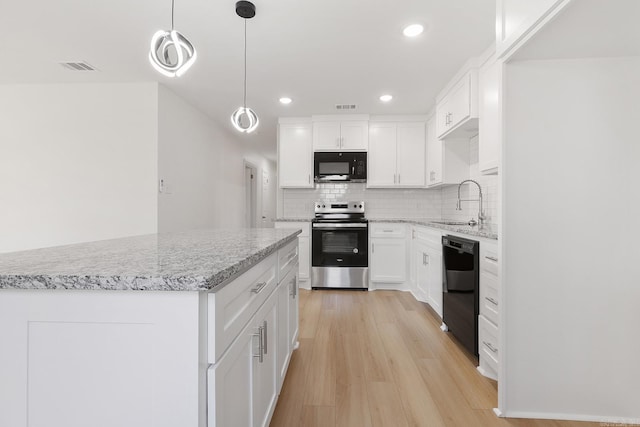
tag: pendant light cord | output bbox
[171,0,175,30]
[243,19,247,108]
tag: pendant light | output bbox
[231,1,259,134]
[149,0,197,78]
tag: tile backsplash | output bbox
[280,136,499,227]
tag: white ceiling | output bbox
[0,0,496,160]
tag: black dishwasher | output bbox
[442,235,479,357]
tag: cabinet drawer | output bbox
[480,272,499,326]
[370,223,406,238]
[480,242,499,277]
[478,314,499,373]
[413,226,441,247]
[278,240,299,283]
[208,252,278,363]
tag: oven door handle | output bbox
[312,223,368,229]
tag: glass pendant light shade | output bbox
[148,0,196,78]
[231,106,259,133]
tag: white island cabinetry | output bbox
[0,230,300,427]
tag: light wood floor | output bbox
[270,289,599,427]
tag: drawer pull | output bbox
[383,229,394,232]
[251,281,268,294]
[485,256,498,263]
[283,251,297,265]
[262,320,268,355]
[253,326,264,363]
[483,341,498,354]
[485,297,498,306]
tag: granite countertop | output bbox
[0,229,301,292]
[274,218,313,222]
[368,218,498,240]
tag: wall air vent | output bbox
[59,62,97,71]
[335,104,357,110]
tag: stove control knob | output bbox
[359,204,362,208]
[322,204,326,208]
[316,204,320,209]
[353,204,357,208]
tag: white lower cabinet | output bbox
[478,240,500,380]
[412,226,443,317]
[208,243,299,427]
[370,223,407,287]
[274,222,310,287]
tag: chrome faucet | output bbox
[456,179,486,228]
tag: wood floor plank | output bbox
[366,381,410,427]
[303,305,337,406]
[336,382,373,427]
[298,290,322,339]
[300,405,336,427]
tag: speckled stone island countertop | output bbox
[369,219,498,240]
[0,229,301,292]
[274,218,314,222]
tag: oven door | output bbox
[311,224,368,267]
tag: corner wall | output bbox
[0,83,159,253]
[503,57,640,421]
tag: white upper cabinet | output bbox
[312,118,368,151]
[278,121,313,188]
[368,121,426,188]
[368,123,397,187]
[426,116,469,188]
[478,57,502,175]
[436,70,479,139]
[496,0,572,59]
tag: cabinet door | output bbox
[312,121,341,151]
[208,326,253,427]
[279,123,313,188]
[448,74,471,130]
[426,247,443,317]
[370,238,406,283]
[276,281,290,394]
[414,241,429,301]
[426,117,443,187]
[298,236,310,280]
[288,274,299,350]
[479,59,502,175]
[396,123,426,187]
[436,98,451,138]
[253,300,278,427]
[367,123,397,187]
[340,121,368,150]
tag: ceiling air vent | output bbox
[59,62,97,71]
[335,104,357,110]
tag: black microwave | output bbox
[314,152,367,183]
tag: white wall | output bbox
[157,85,276,232]
[503,57,640,422]
[0,83,159,253]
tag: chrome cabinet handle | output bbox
[398,174,401,184]
[425,254,430,265]
[308,174,311,184]
[383,229,394,232]
[393,174,396,184]
[254,326,264,363]
[485,256,498,263]
[422,253,426,265]
[372,243,375,253]
[262,320,268,355]
[485,296,498,306]
[483,341,498,354]
[290,277,297,298]
[251,281,268,294]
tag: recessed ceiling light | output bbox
[379,94,393,102]
[403,24,424,38]
[279,97,292,105]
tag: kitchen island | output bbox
[0,228,302,427]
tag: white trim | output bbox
[476,365,497,381]
[493,408,503,417]
[502,411,640,425]
[368,115,428,123]
[435,57,481,103]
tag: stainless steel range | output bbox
[311,201,368,290]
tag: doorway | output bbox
[244,161,258,228]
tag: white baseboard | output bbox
[493,408,503,417]
[502,410,640,425]
[476,365,498,381]
[299,279,311,290]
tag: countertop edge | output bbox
[368,219,498,240]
